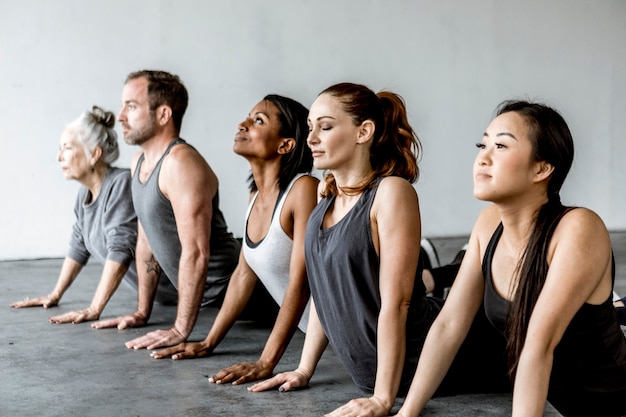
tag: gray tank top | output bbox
[304,178,439,394]
[131,138,240,307]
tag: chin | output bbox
[473,188,491,202]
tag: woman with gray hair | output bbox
[10,106,176,323]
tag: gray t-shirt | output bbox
[68,166,137,270]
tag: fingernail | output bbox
[172,355,178,360]
[279,386,285,392]
[208,377,214,383]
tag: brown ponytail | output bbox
[318,83,421,197]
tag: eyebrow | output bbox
[250,111,269,118]
[307,115,336,123]
[483,131,519,141]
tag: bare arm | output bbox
[326,177,423,417]
[394,207,496,417]
[10,257,83,309]
[121,146,215,350]
[166,146,215,339]
[511,209,613,417]
[150,250,256,360]
[212,176,317,384]
[248,299,329,393]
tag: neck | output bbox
[140,130,179,164]
[331,163,373,196]
[81,164,108,201]
[249,159,282,197]
[496,193,549,246]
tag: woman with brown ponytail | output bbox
[393,100,626,417]
[249,83,506,416]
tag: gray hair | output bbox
[69,106,119,165]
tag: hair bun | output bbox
[91,105,116,129]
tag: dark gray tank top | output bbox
[131,138,240,307]
[304,178,439,394]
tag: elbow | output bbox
[380,297,411,323]
[517,336,556,375]
[181,246,210,272]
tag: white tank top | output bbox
[242,173,310,332]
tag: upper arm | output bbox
[102,172,138,263]
[159,146,215,258]
[524,208,613,352]
[372,177,421,309]
[282,176,319,284]
[437,205,500,331]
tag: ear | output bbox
[534,161,554,183]
[277,138,296,155]
[90,146,103,165]
[356,120,375,145]
[156,105,173,127]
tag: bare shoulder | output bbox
[288,175,319,199]
[161,143,217,198]
[553,207,610,245]
[164,143,212,173]
[472,204,502,246]
[372,176,419,219]
[283,175,319,217]
[559,206,606,227]
[161,145,217,181]
[376,176,418,200]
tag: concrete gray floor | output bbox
[2,233,625,417]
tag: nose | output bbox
[57,149,63,162]
[238,119,249,131]
[306,130,318,147]
[117,107,126,122]
[476,147,490,167]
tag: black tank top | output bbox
[482,222,626,417]
[304,178,439,394]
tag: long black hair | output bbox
[498,100,575,379]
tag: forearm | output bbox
[173,250,209,338]
[88,260,128,314]
[397,318,470,416]
[373,306,408,410]
[511,348,552,417]
[296,304,328,377]
[135,252,160,320]
[50,257,84,299]
[257,288,308,368]
[204,267,257,349]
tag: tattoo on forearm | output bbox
[144,255,162,275]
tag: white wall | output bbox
[0,0,624,260]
